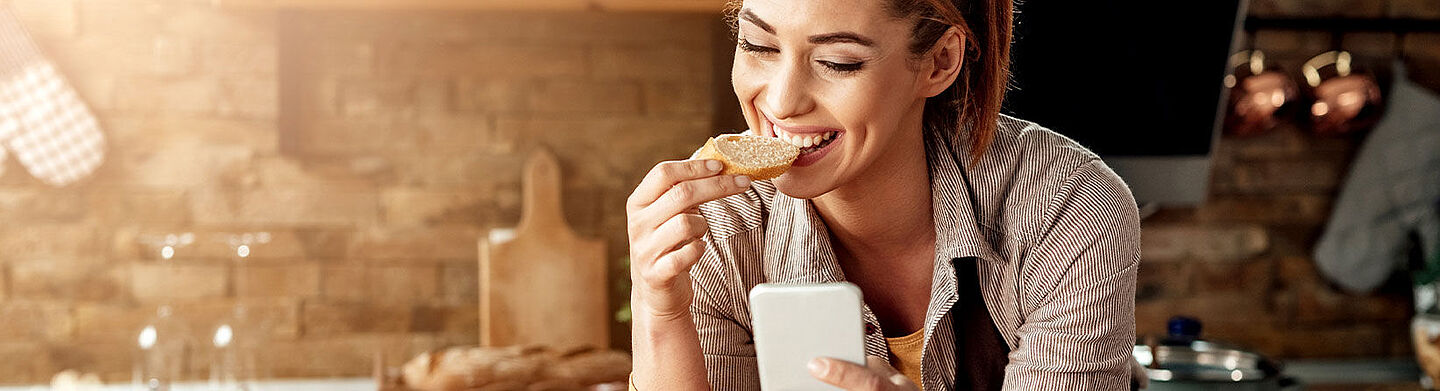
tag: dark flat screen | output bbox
[1003,0,1245,156]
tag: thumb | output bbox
[810,357,885,390]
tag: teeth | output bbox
[774,128,836,148]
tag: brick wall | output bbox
[0,0,720,383]
[1136,0,1440,360]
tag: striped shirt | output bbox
[690,114,1141,390]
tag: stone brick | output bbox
[112,228,348,262]
[129,262,229,302]
[0,343,52,384]
[368,265,439,304]
[320,265,367,301]
[1135,261,1192,302]
[42,36,192,77]
[9,259,129,303]
[63,72,116,111]
[1248,0,1387,17]
[191,189,378,226]
[492,116,712,184]
[111,77,218,114]
[380,43,588,78]
[301,302,411,336]
[643,80,712,115]
[0,301,74,341]
[410,305,478,334]
[335,78,450,117]
[236,264,320,298]
[526,80,643,113]
[1194,194,1332,225]
[73,299,301,344]
[77,0,275,42]
[88,189,191,225]
[288,41,375,75]
[391,151,526,188]
[1190,259,1274,296]
[259,334,411,379]
[381,187,499,227]
[454,78,531,113]
[0,189,87,222]
[102,116,278,154]
[592,45,710,81]
[440,263,478,305]
[1141,224,1270,262]
[349,226,481,262]
[11,0,77,38]
[96,143,252,189]
[46,342,132,383]
[216,77,278,119]
[0,224,103,261]
[1390,0,1440,18]
[198,42,278,75]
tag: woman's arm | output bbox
[630,300,710,390]
[1004,159,1141,390]
[625,159,753,391]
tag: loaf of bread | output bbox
[693,133,800,181]
[400,345,630,391]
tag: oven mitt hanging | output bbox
[0,7,105,187]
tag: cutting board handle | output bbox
[517,148,570,239]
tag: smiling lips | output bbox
[761,112,843,154]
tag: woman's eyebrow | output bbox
[738,8,877,47]
[739,9,775,34]
[809,32,875,46]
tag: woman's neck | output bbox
[811,121,935,265]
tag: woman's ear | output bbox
[918,27,965,98]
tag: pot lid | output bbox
[1133,317,1281,383]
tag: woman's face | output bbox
[732,0,945,199]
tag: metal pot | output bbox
[1134,317,1299,391]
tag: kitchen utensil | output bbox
[1303,50,1384,135]
[1224,49,1299,137]
[1134,317,1298,391]
[479,149,609,349]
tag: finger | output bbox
[864,357,914,389]
[641,175,751,228]
[641,213,707,262]
[641,239,705,290]
[809,357,885,391]
[628,160,724,210]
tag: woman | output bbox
[626,0,1141,389]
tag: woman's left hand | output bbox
[809,356,921,391]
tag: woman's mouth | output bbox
[762,114,843,167]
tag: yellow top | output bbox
[886,327,926,389]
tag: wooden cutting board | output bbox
[479,149,609,349]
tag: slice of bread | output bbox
[693,134,800,181]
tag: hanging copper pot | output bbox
[1224,49,1299,137]
[1303,50,1384,136]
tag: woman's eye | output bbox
[738,39,779,54]
[819,60,864,73]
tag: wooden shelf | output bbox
[215,0,728,12]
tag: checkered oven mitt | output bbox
[0,7,105,187]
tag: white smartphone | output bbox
[749,282,867,391]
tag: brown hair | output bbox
[724,0,1013,164]
[891,0,1012,164]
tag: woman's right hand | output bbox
[626,159,752,321]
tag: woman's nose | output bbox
[763,61,814,120]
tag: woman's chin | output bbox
[771,172,833,200]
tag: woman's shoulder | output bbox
[971,114,1135,236]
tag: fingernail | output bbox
[734,175,752,188]
[705,160,723,172]
[808,358,826,375]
